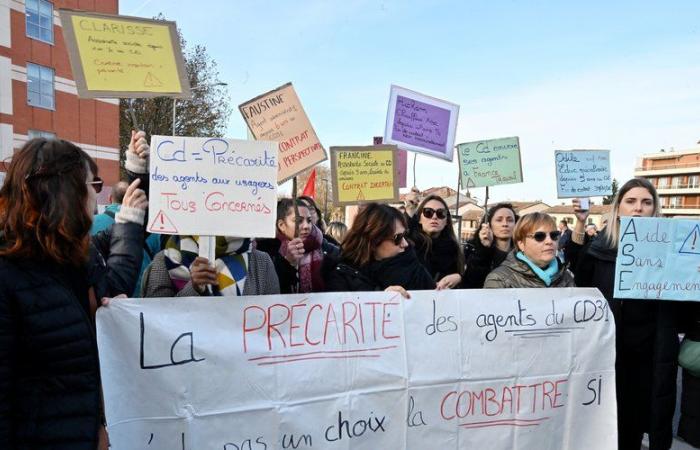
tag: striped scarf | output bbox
[163,236,250,296]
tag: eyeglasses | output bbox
[86,177,103,193]
[390,232,407,246]
[422,207,447,220]
[527,231,561,242]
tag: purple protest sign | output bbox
[384,85,459,161]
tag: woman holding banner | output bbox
[326,203,435,296]
[566,178,678,450]
[462,203,518,289]
[405,194,464,289]
[483,212,574,288]
[0,138,147,449]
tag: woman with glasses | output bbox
[483,212,574,288]
[0,138,146,449]
[566,178,678,450]
[462,203,518,289]
[326,203,435,297]
[405,194,465,289]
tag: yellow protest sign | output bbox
[331,145,400,206]
[59,10,191,98]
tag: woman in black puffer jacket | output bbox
[0,139,145,449]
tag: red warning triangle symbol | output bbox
[149,210,179,234]
[356,187,366,201]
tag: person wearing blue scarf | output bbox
[484,212,575,289]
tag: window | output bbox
[26,63,54,109]
[657,177,669,188]
[672,176,682,188]
[25,0,54,44]
[668,196,682,208]
[689,175,700,189]
[28,129,56,140]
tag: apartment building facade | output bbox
[634,146,700,217]
[0,0,120,188]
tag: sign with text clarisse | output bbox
[555,150,612,198]
[331,145,400,206]
[59,10,191,98]
[147,135,278,237]
[614,217,700,301]
[97,289,617,449]
[458,137,523,188]
[383,85,460,161]
[239,83,327,183]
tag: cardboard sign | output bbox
[614,217,700,301]
[239,83,327,183]
[383,85,459,161]
[457,137,523,188]
[555,150,612,198]
[59,10,190,98]
[375,136,407,188]
[97,289,617,450]
[147,135,278,237]
[330,145,400,206]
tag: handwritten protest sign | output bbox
[97,289,617,449]
[383,85,459,161]
[331,145,399,205]
[457,137,523,188]
[555,150,612,198]
[239,83,327,183]
[59,10,190,98]
[374,136,407,187]
[147,135,278,237]
[614,217,700,301]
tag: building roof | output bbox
[486,201,549,211]
[544,204,612,215]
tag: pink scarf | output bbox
[277,225,325,292]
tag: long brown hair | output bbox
[414,194,464,274]
[341,203,406,267]
[0,138,95,265]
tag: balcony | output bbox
[660,204,700,216]
[656,185,700,195]
[635,162,700,177]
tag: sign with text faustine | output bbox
[97,289,617,449]
[555,150,612,198]
[614,217,700,301]
[457,137,523,188]
[147,135,278,237]
[383,85,459,161]
[59,10,190,98]
[239,83,327,183]
[331,145,400,206]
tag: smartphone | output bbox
[578,198,590,211]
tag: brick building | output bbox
[634,145,700,217]
[0,0,120,189]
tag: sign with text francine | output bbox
[147,135,278,237]
[555,150,612,198]
[457,137,523,188]
[97,289,617,449]
[239,83,327,183]
[331,145,400,205]
[59,10,191,98]
[614,217,700,301]
[383,85,459,161]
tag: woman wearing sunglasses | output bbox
[406,195,465,289]
[327,203,435,297]
[0,138,147,449]
[462,203,518,289]
[566,178,679,450]
[483,212,574,288]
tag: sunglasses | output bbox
[390,232,407,245]
[422,207,447,220]
[86,177,103,193]
[527,231,561,242]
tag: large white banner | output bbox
[97,289,617,449]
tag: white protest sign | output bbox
[147,135,278,237]
[554,150,612,198]
[97,289,616,449]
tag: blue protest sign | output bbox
[614,217,700,301]
[554,150,612,198]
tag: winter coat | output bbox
[567,237,679,450]
[483,252,575,289]
[462,238,511,289]
[406,213,462,281]
[326,246,437,292]
[88,222,145,300]
[140,249,280,297]
[0,258,101,449]
[678,302,700,447]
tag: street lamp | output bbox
[172,82,228,136]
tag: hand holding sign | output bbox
[479,223,494,248]
[130,130,149,159]
[190,257,218,294]
[122,178,148,211]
